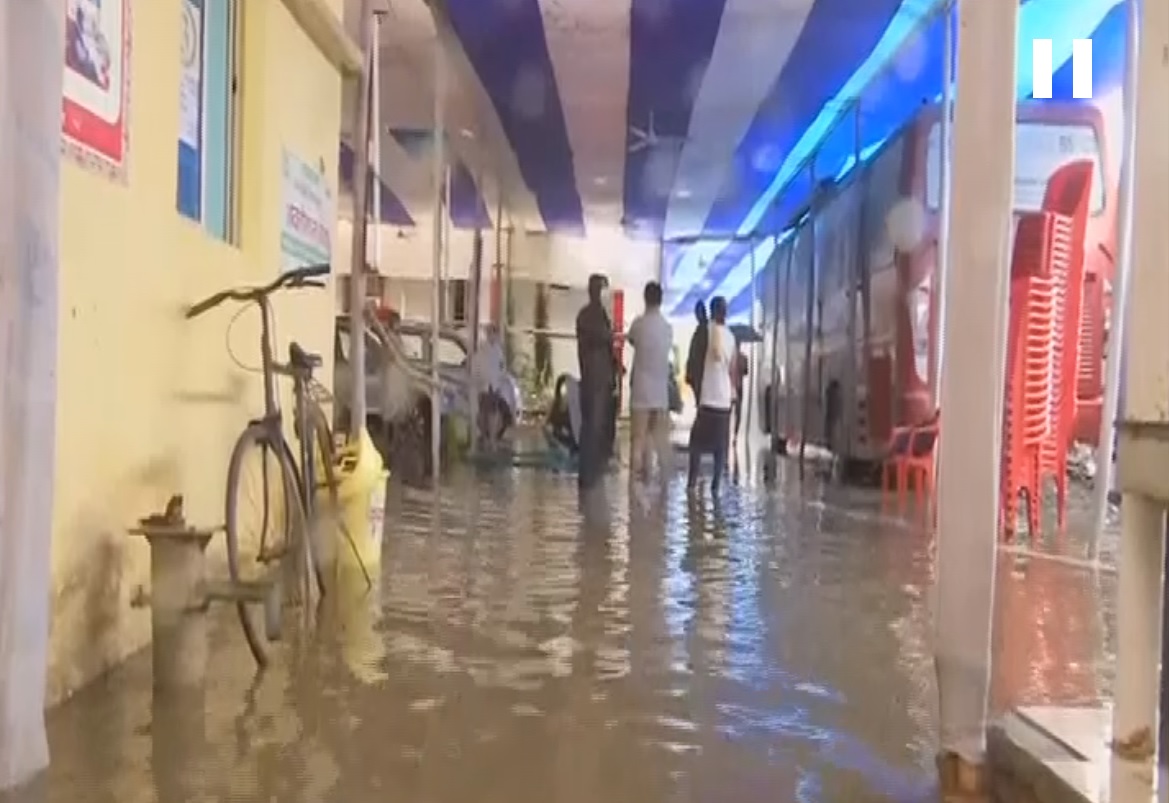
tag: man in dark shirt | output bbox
[684,300,708,403]
[576,273,615,489]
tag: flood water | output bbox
[8,450,1116,803]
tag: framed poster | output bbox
[62,0,132,179]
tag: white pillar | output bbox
[1089,0,1138,558]
[933,0,1017,766]
[430,35,446,482]
[0,0,65,790]
[1110,0,1169,799]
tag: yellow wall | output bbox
[48,0,346,702]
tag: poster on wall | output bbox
[176,0,203,218]
[280,149,333,272]
[63,0,131,179]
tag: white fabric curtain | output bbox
[0,0,64,790]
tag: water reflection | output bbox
[10,466,1114,802]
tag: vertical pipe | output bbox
[746,239,758,440]
[347,0,376,442]
[934,0,1017,770]
[931,0,955,406]
[430,34,446,482]
[1110,0,1169,799]
[468,225,484,457]
[843,101,863,457]
[441,164,452,322]
[370,14,383,271]
[798,163,817,477]
[1089,0,1139,558]
[768,231,781,446]
[492,189,504,325]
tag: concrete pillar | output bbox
[1110,0,1169,799]
[0,0,65,792]
[933,0,1016,778]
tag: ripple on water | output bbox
[27,462,1116,802]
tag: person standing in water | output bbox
[688,296,735,495]
[684,300,708,403]
[731,341,748,445]
[576,273,616,489]
[626,280,674,482]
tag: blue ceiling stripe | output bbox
[444,0,584,233]
[670,236,777,317]
[450,162,492,229]
[339,142,415,226]
[387,127,492,229]
[622,0,729,237]
[687,0,1123,301]
[698,0,906,240]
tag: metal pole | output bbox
[370,13,384,272]
[492,189,504,325]
[468,225,484,457]
[347,0,376,442]
[798,162,816,478]
[768,231,781,445]
[1090,0,1139,559]
[441,164,453,322]
[746,239,758,441]
[932,0,955,406]
[430,34,446,481]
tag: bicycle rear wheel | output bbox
[225,423,311,666]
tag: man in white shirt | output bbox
[688,295,735,494]
[626,281,674,481]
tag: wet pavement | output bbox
[6,450,1117,803]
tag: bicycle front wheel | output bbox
[225,424,310,666]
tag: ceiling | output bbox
[338,0,1126,313]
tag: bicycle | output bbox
[186,263,368,667]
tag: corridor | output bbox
[8,461,1114,803]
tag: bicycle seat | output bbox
[289,342,323,370]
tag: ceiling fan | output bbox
[628,111,689,154]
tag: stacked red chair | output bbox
[999,160,1095,541]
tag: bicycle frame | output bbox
[249,292,319,518]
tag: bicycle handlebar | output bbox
[186,264,331,319]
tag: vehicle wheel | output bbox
[224,425,307,667]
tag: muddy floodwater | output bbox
[8,453,1116,803]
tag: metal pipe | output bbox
[430,33,446,482]
[746,238,758,441]
[931,0,955,406]
[492,188,504,325]
[1090,0,1139,559]
[467,224,484,457]
[370,13,383,273]
[346,0,376,442]
[441,164,453,322]
[798,162,816,478]
[768,231,781,446]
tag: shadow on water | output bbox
[11,454,1115,802]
